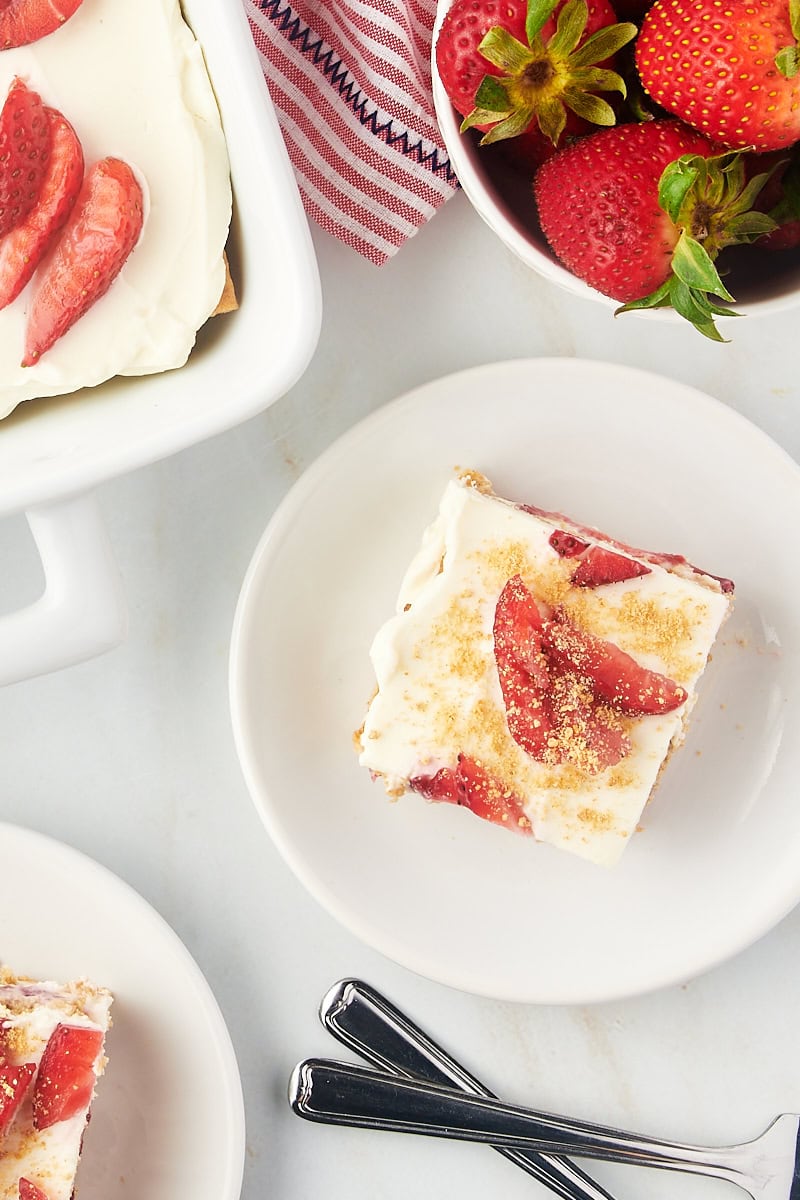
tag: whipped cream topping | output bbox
[0,973,112,1200]
[0,0,231,418]
[359,477,733,867]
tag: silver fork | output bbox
[319,978,620,1200]
[289,1057,800,1200]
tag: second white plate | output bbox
[0,824,245,1199]
[230,358,800,1004]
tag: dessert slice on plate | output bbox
[358,472,734,867]
[0,968,112,1200]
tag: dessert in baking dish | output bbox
[0,0,232,419]
[358,472,734,866]
[0,967,112,1200]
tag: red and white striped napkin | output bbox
[243,0,458,265]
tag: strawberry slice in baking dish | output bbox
[22,156,144,366]
[0,105,84,312]
[0,78,50,240]
[0,968,112,1200]
[357,471,733,867]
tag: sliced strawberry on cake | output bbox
[0,1061,35,1138]
[542,608,688,716]
[411,754,532,835]
[358,471,733,866]
[0,968,112,1200]
[0,0,85,50]
[31,1022,104,1131]
[19,1180,48,1200]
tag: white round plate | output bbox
[230,358,800,1004]
[0,824,245,1199]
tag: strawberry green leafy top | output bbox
[618,149,778,341]
[461,0,637,145]
[775,0,800,76]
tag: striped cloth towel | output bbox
[243,0,459,265]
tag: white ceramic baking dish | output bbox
[0,0,321,686]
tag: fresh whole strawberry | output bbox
[436,0,527,120]
[0,77,50,239]
[435,0,637,147]
[0,106,84,310]
[636,0,800,152]
[23,156,144,365]
[534,119,778,338]
[0,0,84,49]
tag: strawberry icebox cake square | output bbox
[358,472,734,867]
[0,968,112,1200]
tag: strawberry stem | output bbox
[616,148,779,340]
[461,0,636,145]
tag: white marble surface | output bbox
[1,192,800,1200]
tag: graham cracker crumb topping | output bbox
[577,806,614,830]
[360,471,731,861]
[564,589,709,684]
[477,540,573,609]
[456,467,493,494]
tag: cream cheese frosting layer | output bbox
[359,478,732,867]
[0,0,232,418]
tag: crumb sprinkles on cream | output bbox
[358,473,733,867]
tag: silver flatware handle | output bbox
[320,979,620,1200]
[289,1058,749,1188]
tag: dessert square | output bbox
[358,472,733,866]
[0,0,232,418]
[0,968,112,1200]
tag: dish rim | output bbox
[0,0,321,516]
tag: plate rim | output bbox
[0,820,246,1198]
[229,356,800,1004]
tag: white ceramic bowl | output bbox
[0,0,321,685]
[430,1,800,320]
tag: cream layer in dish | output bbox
[358,474,733,867]
[0,0,231,418]
[0,969,112,1200]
